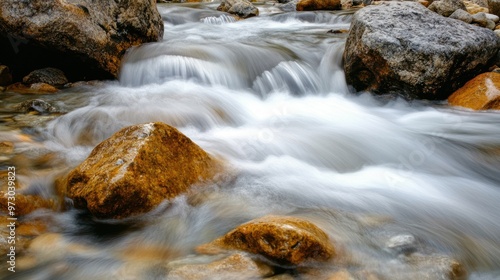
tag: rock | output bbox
[167,253,273,280]
[296,0,342,11]
[489,0,500,17]
[16,99,59,114]
[428,0,467,17]
[449,9,474,23]
[0,192,58,216]
[66,122,220,219]
[6,82,58,94]
[0,65,12,86]
[0,141,14,154]
[343,2,500,99]
[217,0,259,19]
[197,215,335,266]
[468,0,488,6]
[486,12,500,21]
[278,1,299,12]
[472,12,496,28]
[0,216,48,255]
[326,269,357,280]
[495,29,500,36]
[29,233,99,259]
[385,234,417,254]
[22,68,68,87]
[403,253,467,280]
[0,0,163,81]
[448,72,500,110]
[465,0,489,13]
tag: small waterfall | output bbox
[252,61,323,96]
[201,14,237,24]
[119,42,295,89]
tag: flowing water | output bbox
[2,3,500,279]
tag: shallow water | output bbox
[2,3,500,279]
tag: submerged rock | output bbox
[167,253,273,280]
[0,0,163,81]
[0,192,58,216]
[403,253,467,280]
[343,1,500,99]
[22,68,68,87]
[17,99,60,114]
[448,72,500,110]
[197,215,335,266]
[66,122,220,219]
[6,82,58,94]
[217,0,259,19]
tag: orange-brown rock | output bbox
[0,192,58,216]
[448,72,500,110]
[167,253,273,280]
[6,82,58,94]
[197,215,335,266]
[0,141,14,154]
[66,122,220,219]
[0,216,49,254]
[297,0,341,11]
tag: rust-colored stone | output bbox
[6,82,58,94]
[0,141,14,154]
[66,122,220,219]
[197,215,335,266]
[0,192,57,216]
[297,0,341,11]
[448,72,500,110]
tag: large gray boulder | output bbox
[0,0,163,81]
[343,2,500,99]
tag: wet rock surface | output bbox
[166,253,273,279]
[448,72,500,110]
[66,122,221,219]
[197,215,335,266]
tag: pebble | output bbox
[486,13,500,22]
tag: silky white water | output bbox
[5,3,500,279]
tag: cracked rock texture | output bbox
[343,2,500,99]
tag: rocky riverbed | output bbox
[1,0,500,279]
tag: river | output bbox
[2,2,500,279]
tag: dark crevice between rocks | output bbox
[0,34,114,83]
